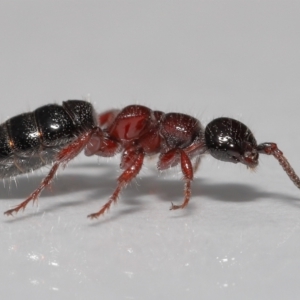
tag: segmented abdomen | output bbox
[0,100,96,178]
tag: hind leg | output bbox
[4,131,93,216]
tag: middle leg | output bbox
[87,147,145,219]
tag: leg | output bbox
[4,131,93,216]
[87,148,145,219]
[85,131,121,157]
[157,149,180,170]
[158,149,194,210]
[170,150,194,210]
[4,163,60,216]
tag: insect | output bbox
[2,100,300,219]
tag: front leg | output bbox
[158,149,194,210]
[170,150,194,210]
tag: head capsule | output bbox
[205,117,259,168]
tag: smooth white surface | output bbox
[0,1,300,299]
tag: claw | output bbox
[87,213,100,219]
[4,209,15,217]
[170,202,183,210]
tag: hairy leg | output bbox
[87,148,145,219]
[4,131,93,216]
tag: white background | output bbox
[0,1,300,299]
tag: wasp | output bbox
[2,100,299,219]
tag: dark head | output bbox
[205,117,259,168]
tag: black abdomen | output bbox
[0,100,96,178]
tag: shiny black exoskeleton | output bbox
[0,100,96,178]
